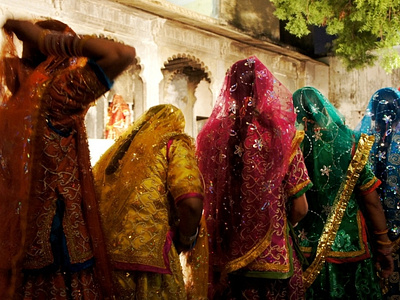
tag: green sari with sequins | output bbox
[293,87,383,299]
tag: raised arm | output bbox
[76,37,135,80]
[3,19,136,80]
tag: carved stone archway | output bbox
[162,54,213,136]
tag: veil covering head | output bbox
[293,87,355,199]
[356,87,400,239]
[356,87,400,136]
[196,56,296,272]
[0,20,89,298]
[94,104,209,299]
[94,104,186,234]
[292,87,358,253]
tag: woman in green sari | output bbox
[292,87,393,299]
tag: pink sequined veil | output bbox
[196,56,296,294]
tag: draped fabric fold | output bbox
[93,104,206,299]
[197,56,296,274]
[293,87,383,298]
[0,32,42,298]
[197,56,312,299]
[356,87,400,243]
[0,27,113,299]
[93,105,190,271]
[302,133,374,288]
[355,87,400,297]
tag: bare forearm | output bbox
[175,197,203,252]
[362,190,389,239]
[177,197,203,236]
[289,193,308,225]
[3,19,41,44]
[81,38,135,79]
[3,19,136,80]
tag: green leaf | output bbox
[270,0,400,71]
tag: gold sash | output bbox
[302,133,375,288]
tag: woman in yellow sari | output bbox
[93,104,205,299]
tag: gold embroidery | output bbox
[290,131,305,163]
[287,179,312,197]
[23,62,104,269]
[327,211,366,258]
[214,130,308,282]
[359,177,379,192]
[302,134,375,289]
[113,245,187,299]
[300,246,312,253]
[392,236,400,253]
[93,106,204,271]
[222,220,278,277]
[301,211,367,258]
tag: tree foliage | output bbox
[269,0,400,72]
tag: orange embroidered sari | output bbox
[0,30,113,299]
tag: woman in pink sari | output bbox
[196,56,312,299]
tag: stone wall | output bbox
[6,0,398,158]
[219,0,280,41]
[329,56,400,129]
[0,0,331,162]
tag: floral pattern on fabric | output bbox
[293,87,382,298]
[24,60,108,269]
[244,146,312,275]
[356,87,400,299]
[196,57,311,300]
[0,30,113,298]
[93,104,204,298]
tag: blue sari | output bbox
[356,87,400,298]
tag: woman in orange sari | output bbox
[0,18,135,299]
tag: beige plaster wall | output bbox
[329,56,400,129]
[0,0,329,161]
[220,0,280,41]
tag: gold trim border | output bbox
[302,134,375,289]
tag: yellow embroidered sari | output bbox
[93,104,205,299]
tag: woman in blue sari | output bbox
[356,87,400,298]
